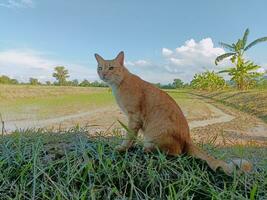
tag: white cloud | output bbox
[162,48,173,57]
[125,38,229,83]
[126,60,153,68]
[0,0,33,8]
[161,38,228,82]
[0,49,97,83]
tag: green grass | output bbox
[0,86,205,122]
[0,85,115,120]
[0,128,266,199]
[7,92,114,118]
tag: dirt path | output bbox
[188,103,235,129]
[1,93,266,146]
[189,94,267,146]
[1,106,118,132]
[0,98,238,132]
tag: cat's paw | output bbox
[115,145,128,152]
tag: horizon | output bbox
[0,0,267,84]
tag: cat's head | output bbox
[95,51,128,85]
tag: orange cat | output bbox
[95,51,252,175]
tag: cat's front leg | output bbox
[115,117,141,152]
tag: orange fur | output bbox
[95,51,252,175]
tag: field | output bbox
[193,89,267,123]
[0,85,267,199]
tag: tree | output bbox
[79,79,91,87]
[90,81,107,87]
[29,78,40,85]
[172,78,184,88]
[46,81,52,85]
[71,79,79,86]
[190,71,227,91]
[52,66,69,86]
[219,58,262,89]
[215,28,267,89]
[10,79,19,84]
[256,74,267,88]
[0,75,18,84]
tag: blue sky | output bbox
[0,0,267,83]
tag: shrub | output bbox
[191,71,227,91]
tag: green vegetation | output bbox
[53,66,70,86]
[256,76,267,88]
[29,77,41,85]
[154,78,189,89]
[0,75,19,85]
[0,66,108,87]
[0,129,266,199]
[215,28,267,90]
[190,71,227,91]
[0,85,115,120]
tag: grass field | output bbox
[0,86,198,121]
[0,85,221,131]
[0,129,266,199]
[0,85,115,121]
[0,85,267,199]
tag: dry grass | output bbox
[192,89,267,123]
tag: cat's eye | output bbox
[109,67,114,70]
[98,67,102,70]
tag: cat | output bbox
[94,51,252,175]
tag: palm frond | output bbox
[242,28,249,48]
[219,42,235,51]
[244,37,267,51]
[246,63,261,71]
[218,68,235,74]
[236,39,244,51]
[215,53,236,65]
[218,69,231,73]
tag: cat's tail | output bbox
[186,142,252,175]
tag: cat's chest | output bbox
[111,85,127,113]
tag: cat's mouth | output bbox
[100,77,108,82]
[100,76,109,83]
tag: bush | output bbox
[254,75,267,89]
[0,75,19,85]
[191,71,227,91]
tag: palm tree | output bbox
[52,66,69,86]
[215,28,267,65]
[215,28,267,89]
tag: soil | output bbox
[1,93,266,147]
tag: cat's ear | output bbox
[95,53,105,64]
[115,51,124,66]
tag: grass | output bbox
[1,85,267,199]
[192,88,267,123]
[0,86,209,125]
[0,128,266,199]
[0,85,115,120]
[0,85,215,124]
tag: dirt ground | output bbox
[2,92,266,147]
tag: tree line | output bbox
[0,66,107,87]
[0,68,266,90]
